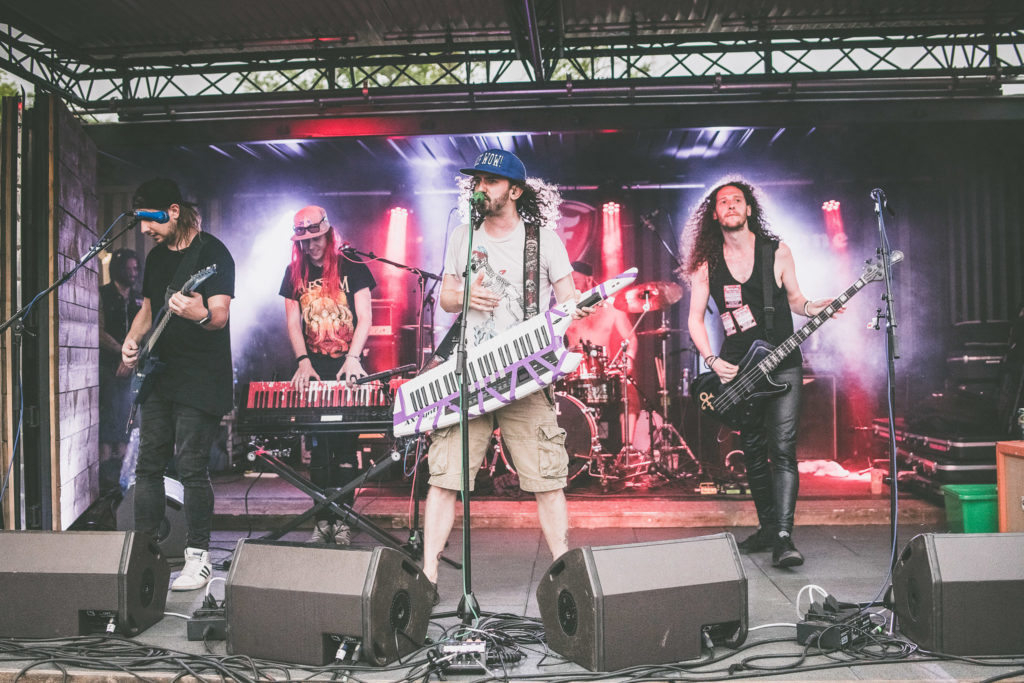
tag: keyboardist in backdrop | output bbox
[420,149,596,600]
[122,178,235,591]
[279,205,376,546]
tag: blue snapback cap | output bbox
[459,149,526,182]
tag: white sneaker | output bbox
[170,547,212,591]
[309,520,334,544]
[333,522,351,546]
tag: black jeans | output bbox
[739,366,802,535]
[135,393,220,550]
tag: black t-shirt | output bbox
[99,282,142,370]
[279,252,376,359]
[141,233,235,416]
[708,237,801,371]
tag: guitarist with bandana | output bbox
[682,180,840,569]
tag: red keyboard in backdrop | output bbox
[237,380,392,434]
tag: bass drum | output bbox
[490,393,596,485]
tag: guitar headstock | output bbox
[182,264,218,294]
[861,250,903,283]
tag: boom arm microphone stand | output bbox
[869,188,901,573]
[1,215,139,334]
[337,245,457,567]
[1,213,138,529]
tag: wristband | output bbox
[803,299,813,317]
[295,354,310,365]
[705,355,718,369]
[196,311,211,326]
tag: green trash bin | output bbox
[942,484,999,533]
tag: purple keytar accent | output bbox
[393,267,637,437]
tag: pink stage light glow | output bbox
[821,199,848,252]
[384,207,409,297]
[601,201,624,277]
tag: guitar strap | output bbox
[523,220,540,319]
[164,232,206,306]
[761,239,776,345]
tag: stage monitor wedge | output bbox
[225,540,432,666]
[0,530,169,638]
[892,532,1024,655]
[537,533,747,671]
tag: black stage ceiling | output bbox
[2,0,1023,126]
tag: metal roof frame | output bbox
[1,1,1023,123]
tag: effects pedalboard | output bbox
[796,596,876,649]
[432,639,523,674]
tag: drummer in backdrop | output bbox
[564,261,639,451]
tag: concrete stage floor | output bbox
[3,481,1023,681]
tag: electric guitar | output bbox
[691,251,903,429]
[125,265,218,432]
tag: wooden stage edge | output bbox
[212,491,945,530]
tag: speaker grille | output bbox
[557,589,579,636]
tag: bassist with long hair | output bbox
[681,180,838,568]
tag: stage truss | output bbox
[1,2,1023,121]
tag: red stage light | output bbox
[821,199,848,252]
[601,202,624,276]
[384,207,410,295]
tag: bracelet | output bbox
[295,354,310,365]
[196,311,211,326]
[705,355,718,369]
[803,300,813,317]
[345,354,362,363]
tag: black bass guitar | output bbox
[691,251,903,429]
[125,265,218,432]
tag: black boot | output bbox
[772,531,804,568]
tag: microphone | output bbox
[470,191,487,210]
[870,188,895,216]
[354,363,417,385]
[131,209,169,223]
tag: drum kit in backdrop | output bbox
[484,279,701,490]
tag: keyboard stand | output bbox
[247,443,462,569]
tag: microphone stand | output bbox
[870,188,901,573]
[452,204,485,624]
[340,245,442,560]
[0,214,137,530]
[0,217,139,334]
[639,211,691,434]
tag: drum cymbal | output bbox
[614,281,683,313]
[637,327,686,336]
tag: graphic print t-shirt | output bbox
[279,253,376,358]
[443,220,573,347]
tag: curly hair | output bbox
[456,175,563,230]
[680,179,779,278]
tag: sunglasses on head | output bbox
[293,218,326,236]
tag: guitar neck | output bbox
[142,281,201,356]
[756,275,868,374]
